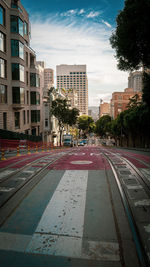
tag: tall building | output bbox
[0,0,43,136]
[128,71,143,92]
[56,64,88,115]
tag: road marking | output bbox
[26,170,120,261]
[0,232,31,252]
[144,224,150,233]
[69,153,86,156]
[134,199,150,206]
[71,161,93,165]
[0,170,15,180]
[90,153,102,156]
[28,170,88,237]
[26,234,120,261]
[82,240,120,261]
[0,231,120,261]
[0,187,14,192]
[27,170,88,252]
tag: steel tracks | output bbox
[103,150,150,267]
[0,150,70,225]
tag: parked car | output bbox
[78,140,84,146]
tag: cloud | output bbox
[30,14,128,106]
[61,9,77,17]
[78,9,85,15]
[102,19,111,28]
[86,11,100,18]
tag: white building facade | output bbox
[56,64,88,115]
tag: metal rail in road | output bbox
[0,150,71,226]
[104,151,150,267]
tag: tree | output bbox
[65,108,79,126]
[78,115,94,137]
[126,94,141,109]
[95,115,111,137]
[110,0,150,71]
[142,72,150,106]
[52,98,79,145]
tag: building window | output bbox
[11,40,24,59]
[26,71,28,85]
[14,112,20,128]
[23,110,25,124]
[0,84,7,103]
[0,5,5,26]
[3,112,7,129]
[30,91,40,105]
[24,21,28,35]
[0,58,6,78]
[0,32,6,52]
[45,118,48,127]
[12,63,24,82]
[30,73,39,87]
[27,110,29,123]
[12,87,25,104]
[20,65,24,82]
[10,16,23,37]
[26,52,28,67]
[11,0,18,9]
[31,110,40,123]
[30,91,36,104]
[27,90,29,104]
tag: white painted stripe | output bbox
[126,185,143,190]
[26,234,120,261]
[26,170,120,261]
[134,199,150,206]
[0,232,31,252]
[0,187,14,192]
[34,170,88,237]
[27,170,88,256]
[0,170,15,180]
[83,240,120,261]
[26,233,82,258]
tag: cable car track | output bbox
[103,151,150,267]
[0,150,71,226]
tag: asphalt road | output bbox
[0,146,150,267]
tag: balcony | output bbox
[12,104,24,110]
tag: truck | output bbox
[63,134,73,147]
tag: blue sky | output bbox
[21,0,128,106]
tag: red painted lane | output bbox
[115,149,150,168]
[122,155,147,168]
[48,147,110,170]
[0,148,70,169]
[0,153,38,168]
[117,149,150,163]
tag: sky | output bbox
[21,0,129,106]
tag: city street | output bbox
[0,146,150,266]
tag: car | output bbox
[78,141,84,146]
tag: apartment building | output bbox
[0,0,43,136]
[56,64,88,115]
[110,88,141,119]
